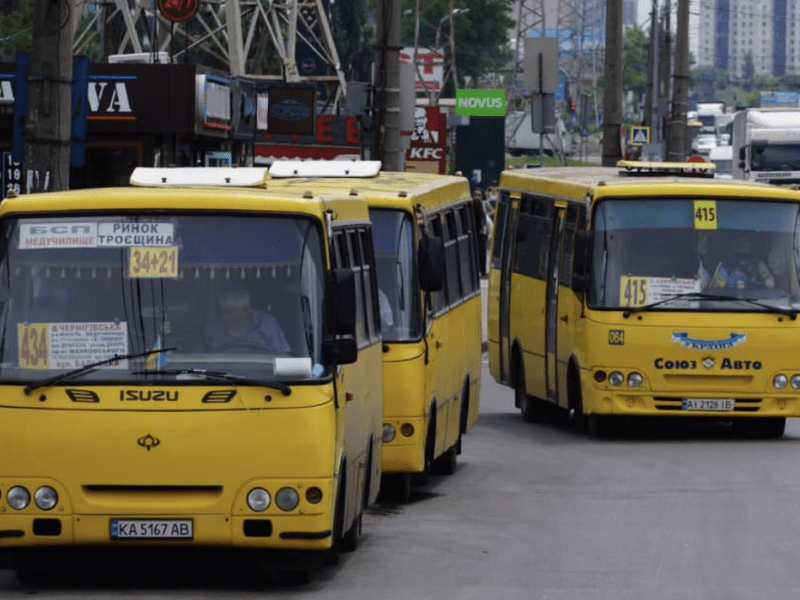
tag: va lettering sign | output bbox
[455,90,506,117]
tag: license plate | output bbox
[682,398,735,411]
[110,519,193,539]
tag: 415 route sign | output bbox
[3,152,23,199]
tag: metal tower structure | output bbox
[71,0,347,103]
[509,0,545,105]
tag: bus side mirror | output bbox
[739,147,745,161]
[571,229,590,293]
[328,268,357,336]
[418,235,445,292]
[323,338,358,365]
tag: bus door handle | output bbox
[560,315,568,323]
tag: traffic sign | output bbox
[630,126,650,146]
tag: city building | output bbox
[697,0,794,80]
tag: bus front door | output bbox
[545,207,566,401]
[498,195,520,384]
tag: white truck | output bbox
[505,110,573,158]
[732,108,800,185]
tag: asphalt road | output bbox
[4,357,800,599]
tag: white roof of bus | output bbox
[129,167,269,187]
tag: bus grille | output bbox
[653,398,761,412]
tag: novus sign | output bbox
[455,90,506,117]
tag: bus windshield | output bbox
[589,198,800,311]
[369,208,422,341]
[0,214,327,384]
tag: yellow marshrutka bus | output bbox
[489,163,800,438]
[266,160,482,502]
[0,166,382,581]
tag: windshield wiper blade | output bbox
[24,347,176,395]
[133,369,291,396]
[623,292,797,320]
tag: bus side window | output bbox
[457,204,479,294]
[428,214,447,314]
[443,209,462,305]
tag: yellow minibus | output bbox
[0,166,382,582]
[266,160,482,502]
[489,163,800,438]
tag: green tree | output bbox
[330,0,375,82]
[0,0,33,58]
[400,0,514,93]
[690,66,728,101]
[623,26,648,97]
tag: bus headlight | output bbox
[791,375,800,389]
[275,487,299,511]
[34,486,58,510]
[627,372,643,387]
[773,374,788,390]
[608,371,624,386]
[7,486,30,510]
[382,424,396,443]
[246,488,271,512]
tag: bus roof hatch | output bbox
[269,160,382,178]
[129,167,269,187]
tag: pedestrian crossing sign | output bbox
[631,126,650,146]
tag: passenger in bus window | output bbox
[207,287,291,353]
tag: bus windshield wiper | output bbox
[623,292,797,320]
[24,347,176,395]
[133,368,291,396]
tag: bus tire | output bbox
[588,414,613,438]
[516,361,545,423]
[732,417,785,439]
[325,470,347,565]
[380,473,411,504]
[432,443,457,475]
[568,365,588,433]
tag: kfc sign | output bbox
[405,107,446,174]
[399,47,444,92]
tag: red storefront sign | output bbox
[405,106,446,174]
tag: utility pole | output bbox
[667,0,689,161]
[659,2,671,143]
[645,0,659,143]
[601,0,623,166]
[25,0,74,192]
[372,0,403,171]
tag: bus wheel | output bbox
[568,370,588,433]
[278,569,312,585]
[588,414,614,438]
[432,443,457,475]
[732,417,786,439]
[341,510,362,553]
[380,473,411,504]
[516,363,544,423]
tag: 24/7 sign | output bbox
[3,152,23,199]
